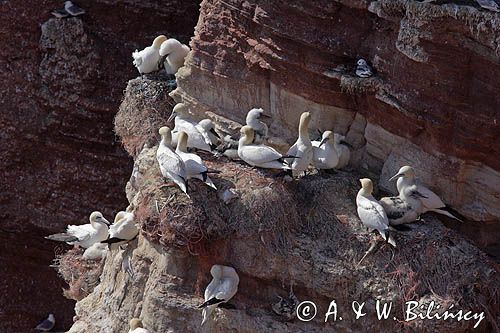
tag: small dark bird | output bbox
[35,314,55,332]
[64,1,85,16]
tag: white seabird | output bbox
[286,111,313,177]
[389,165,462,221]
[156,126,189,196]
[132,35,167,75]
[356,178,396,247]
[245,108,270,144]
[238,125,291,169]
[355,59,373,78]
[35,314,55,332]
[379,195,420,225]
[45,211,110,248]
[64,1,85,16]
[199,265,240,326]
[169,103,214,152]
[159,38,190,75]
[311,130,339,170]
[195,119,220,149]
[82,242,108,260]
[101,210,139,250]
[334,133,351,169]
[129,318,149,333]
[176,131,217,189]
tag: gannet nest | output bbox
[52,247,105,301]
[114,76,176,157]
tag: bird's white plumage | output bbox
[82,242,108,260]
[132,35,167,74]
[195,119,219,147]
[156,127,188,196]
[159,38,190,75]
[238,126,288,169]
[356,179,395,247]
[201,265,240,326]
[176,132,217,189]
[392,166,460,221]
[170,104,212,151]
[129,328,150,333]
[312,131,339,170]
[286,112,313,177]
[245,108,269,144]
[46,212,109,249]
[107,211,138,247]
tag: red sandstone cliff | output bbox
[0,0,198,331]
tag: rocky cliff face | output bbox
[66,77,499,332]
[0,0,199,331]
[29,0,499,332]
[172,0,500,254]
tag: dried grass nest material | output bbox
[114,76,176,157]
[52,247,105,301]
[135,152,301,256]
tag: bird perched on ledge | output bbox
[238,126,293,170]
[156,126,189,197]
[389,165,462,221]
[286,111,313,177]
[199,265,240,326]
[159,38,190,75]
[132,35,167,75]
[45,212,110,248]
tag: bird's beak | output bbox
[167,111,177,123]
[209,128,221,139]
[260,113,272,119]
[319,138,328,147]
[340,140,353,148]
[388,173,402,182]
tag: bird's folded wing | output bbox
[416,183,445,209]
[240,145,282,164]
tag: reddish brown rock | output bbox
[0,0,199,331]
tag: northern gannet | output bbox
[238,126,291,169]
[45,212,110,248]
[311,130,339,170]
[101,210,138,249]
[35,314,55,332]
[334,134,351,169]
[129,318,149,333]
[389,166,462,221]
[245,108,270,144]
[169,103,214,152]
[176,132,217,189]
[159,38,190,75]
[379,196,420,225]
[195,119,220,149]
[355,59,373,78]
[356,178,396,247]
[156,126,189,196]
[286,112,313,177]
[82,242,108,260]
[64,1,85,16]
[132,35,167,75]
[199,265,240,326]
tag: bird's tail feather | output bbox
[431,208,463,222]
[45,233,78,243]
